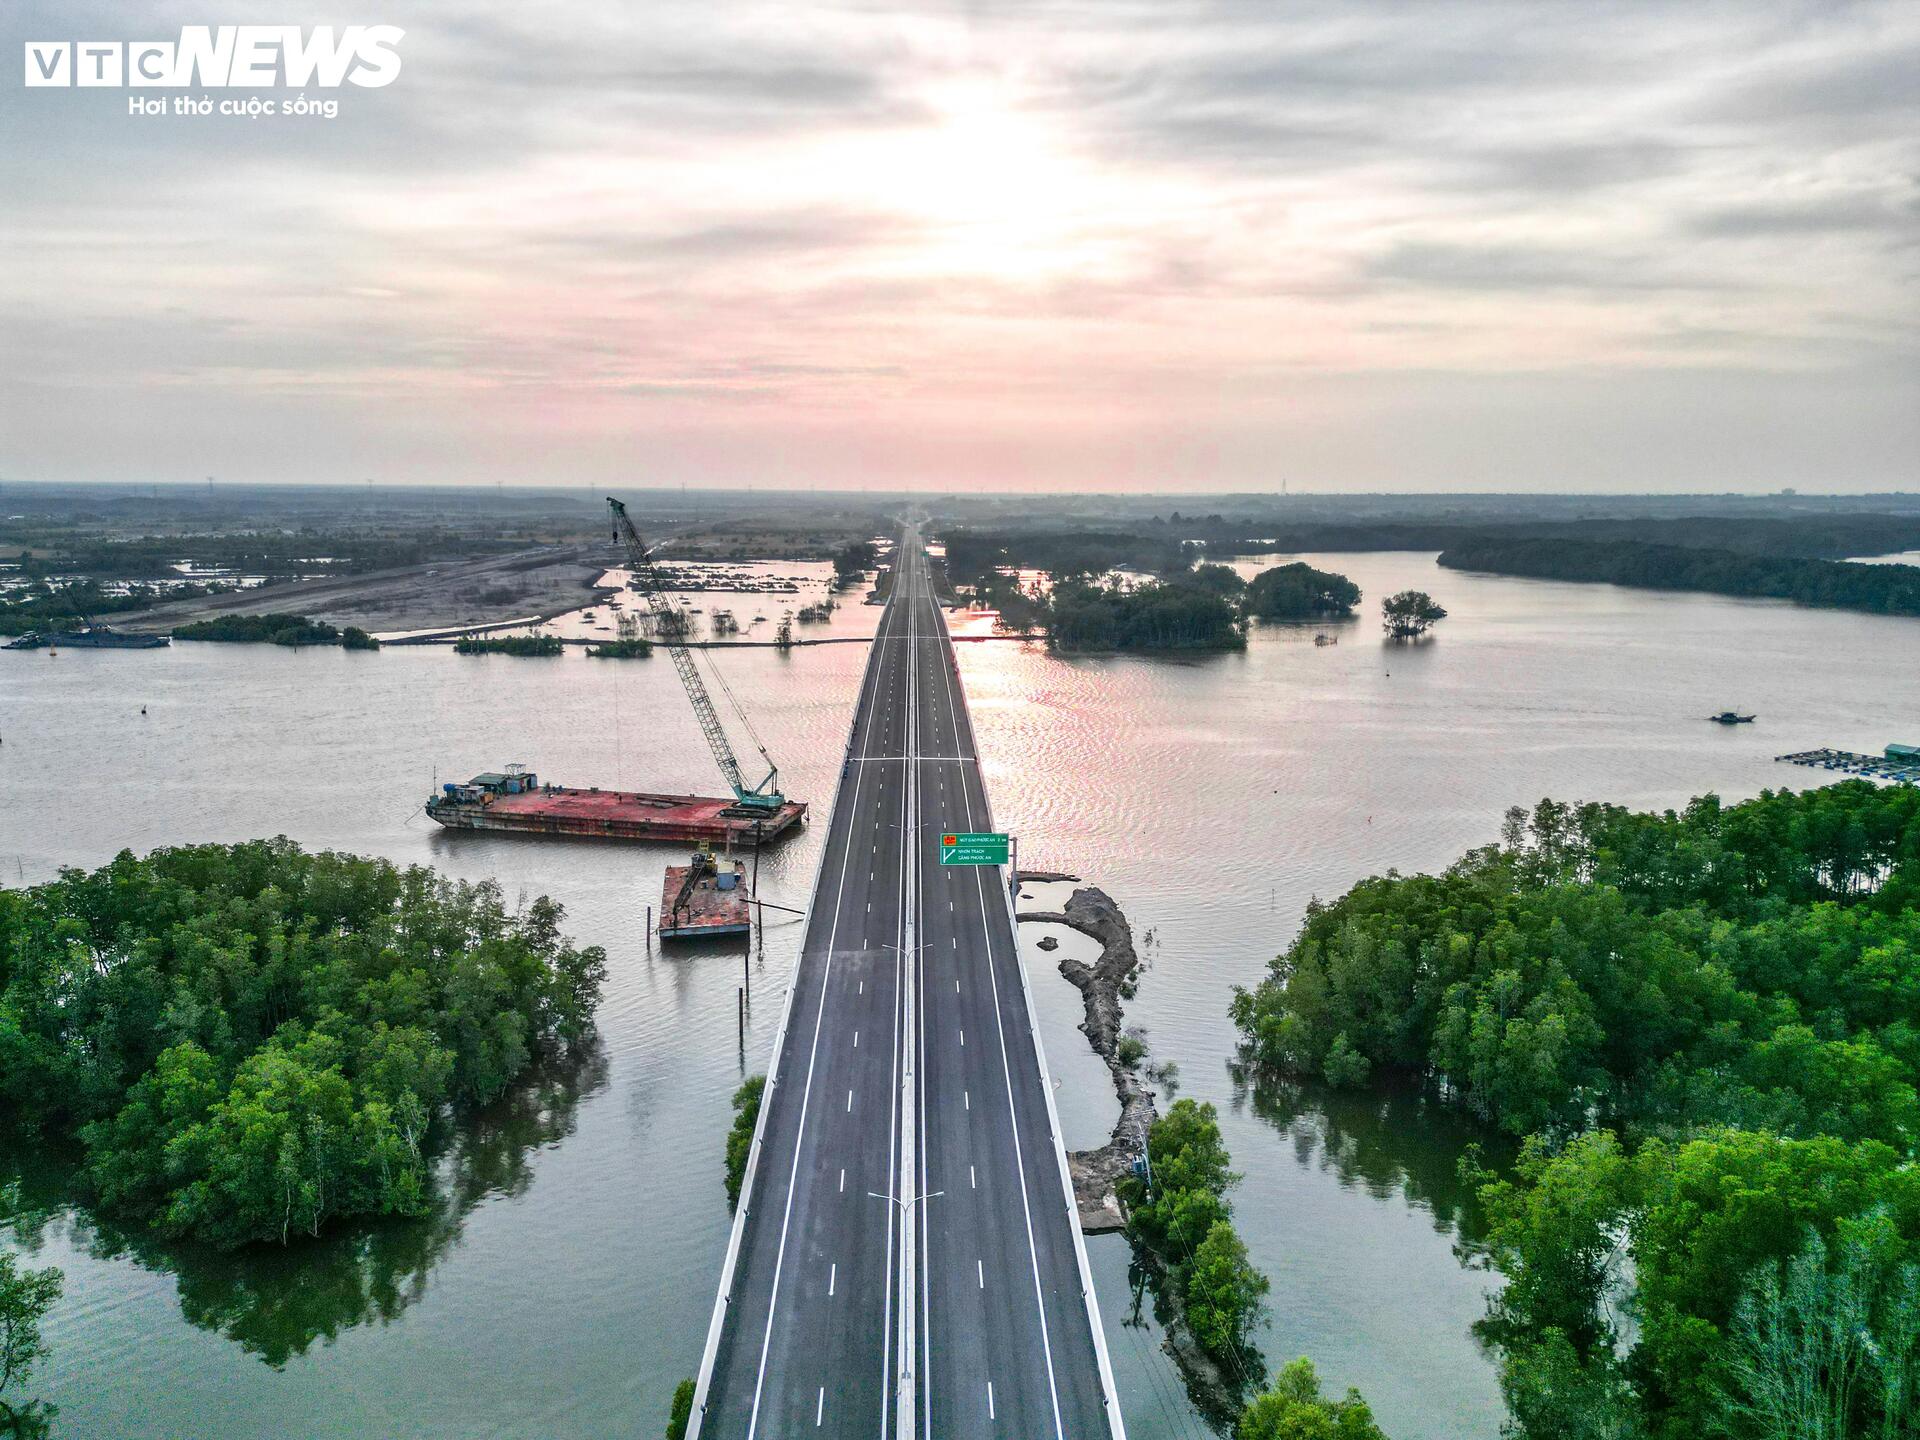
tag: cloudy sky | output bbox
[3,0,1915,492]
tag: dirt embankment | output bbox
[1016,881,1157,1233]
[113,544,619,636]
[1019,879,1251,1424]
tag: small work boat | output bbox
[1709,711,1756,724]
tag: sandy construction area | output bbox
[115,543,622,636]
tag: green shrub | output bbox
[725,1075,766,1211]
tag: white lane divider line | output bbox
[960,1029,966,1047]
[970,1165,976,1189]
[839,1168,846,1193]
[987,1382,995,1420]
[817,1388,825,1427]
[964,1090,970,1111]
[854,1031,859,1048]
[978,1260,984,1289]
[830,1263,837,1297]
[847,1089,853,1112]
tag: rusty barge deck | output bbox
[660,857,753,940]
[426,781,806,846]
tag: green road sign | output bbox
[939,831,1009,865]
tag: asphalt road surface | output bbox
[691,528,1121,1439]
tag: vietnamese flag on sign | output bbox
[943,835,957,846]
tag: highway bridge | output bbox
[689,528,1124,1438]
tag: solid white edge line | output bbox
[938,599,1131,1440]
[686,554,895,1440]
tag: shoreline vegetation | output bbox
[0,841,607,1251]
[1016,877,1389,1434]
[174,613,379,648]
[1231,781,1920,1439]
[0,1184,61,1440]
[723,1075,764,1212]
[453,633,563,657]
[585,637,655,659]
[0,579,238,637]
[0,841,608,1426]
[940,513,1920,650]
[1439,535,1920,617]
[944,532,1375,653]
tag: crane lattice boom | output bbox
[608,497,783,811]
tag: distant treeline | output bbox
[4,526,538,581]
[1193,513,1920,562]
[175,613,379,648]
[1438,536,1920,616]
[943,529,1196,581]
[945,514,1920,566]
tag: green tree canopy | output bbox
[1238,1358,1391,1440]
[1381,590,1446,640]
[1246,563,1361,622]
[0,840,606,1249]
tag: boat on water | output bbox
[425,766,806,845]
[1710,711,1756,724]
[659,850,752,940]
[1313,632,1338,646]
[5,625,169,650]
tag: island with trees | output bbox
[1230,781,1920,1439]
[944,529,1377,653]
[0,840,607,1250]
[174,613,380,648]
[1244,562,1361,623]
[1046,577,1245,651]
[453,633,564,656]
[1381,590,1446,640]
[940,528,1244,652]
[1439,535,1920,617]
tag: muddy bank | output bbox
[1016,886,1156,1233]
[113,544,618,636]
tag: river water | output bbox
[3,551,1916,1439]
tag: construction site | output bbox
[426,498,845,945]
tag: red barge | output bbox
[659,853,753,940]
[425,768,806,846]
